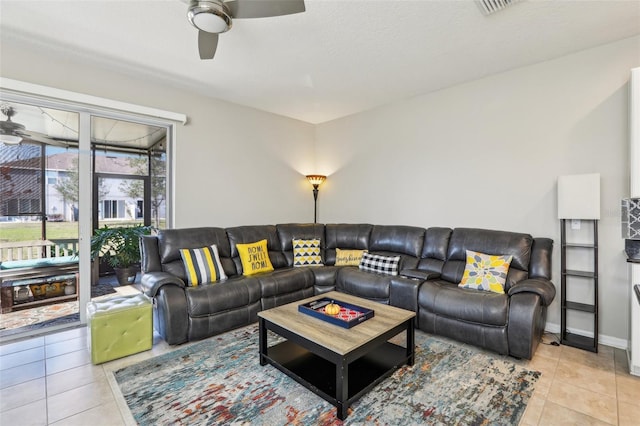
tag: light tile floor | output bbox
[0,327,639,425]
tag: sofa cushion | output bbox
[418,280,508,326]
[335,248,367,266]
[227,225,287,271]
[359,252,401,276]
[416,227,453,274]
[236,240,274,276]
[458,250,512,294]
[258,268,315,309]
[0,255,77,270]
[292,238,323,267]
[311,266,339,293]
[179,245,227,285]
[276,223,325,266]
[158,227,235,279]
[324,224,372,265]
[336,267,392,302]
[441,228,532,291]
[185,276,261,317]
[369,225,425,257]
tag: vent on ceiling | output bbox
[476,0,521,15]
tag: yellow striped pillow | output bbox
[179,245,227,286]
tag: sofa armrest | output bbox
[508,292,545,359]
[400,269,441,281]
[141,272,185,297]
[508,278,556,307]
[390,276,424,312]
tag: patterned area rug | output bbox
[0,283,118,337]
[114,324,540,425]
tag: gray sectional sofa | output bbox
[140,223,555,359]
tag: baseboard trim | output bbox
[544,322,628,350]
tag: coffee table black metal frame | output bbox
[258,315,414,420]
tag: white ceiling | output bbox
[1,0,639,124]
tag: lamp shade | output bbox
[306,175,326,187]
[557,173,600,219]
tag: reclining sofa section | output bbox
[140,224,555,360]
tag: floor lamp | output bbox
[306,175,326,223]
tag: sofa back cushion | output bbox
[157,227,235,281]
[369,225,425,257]
[276,223,325,267]
[367,225,425,270]
[441,228,533,291]
[417,227,452,274]
[324,224,372,265]
[226,225,287,273]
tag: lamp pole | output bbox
[312,184,319,223]
[306,175,326,224]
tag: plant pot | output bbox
[91,260,100,286]
[114,267,137,286]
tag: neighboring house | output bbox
[0,148,165,223]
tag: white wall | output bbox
[0,41,317,228]
[3,31,639,343]
[316,36,640,343]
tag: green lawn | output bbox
[0,222,79,242]
[0,219,163,243]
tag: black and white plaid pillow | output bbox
[358,252,401,276]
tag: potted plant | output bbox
[90,225,152,285]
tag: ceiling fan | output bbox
[0,104,68,147]
[185,0,306,60]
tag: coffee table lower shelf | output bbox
[264,339,407,407]
[259,321,413,419]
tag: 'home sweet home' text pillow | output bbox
[236,239,274,276]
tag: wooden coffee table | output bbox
[258,291,415,420]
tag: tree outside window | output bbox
[119,154,166,228]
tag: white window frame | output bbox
[0,78,186,325]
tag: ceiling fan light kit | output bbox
[0,105,25,145]
[0,134,23,145]
[0,104,67,147]
[185,0,306,60]
[188,1,232,33]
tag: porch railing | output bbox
[0,239,78,262]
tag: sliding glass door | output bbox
[0,90,175,340]
[0,101,80,337]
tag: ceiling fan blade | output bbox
[226,0,305,19]
[198,30,219,60]
[18,130,69,147]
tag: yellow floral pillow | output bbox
[335,249,367,266]
[458,250,513,294]
[236,239,274,276]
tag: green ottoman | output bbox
[87,293,153,364]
